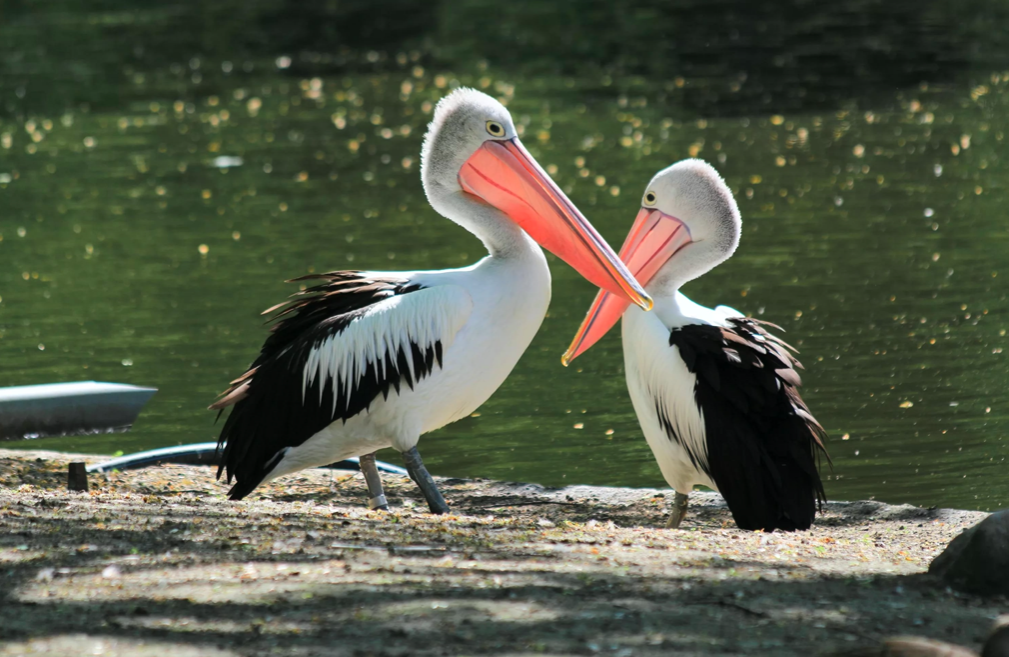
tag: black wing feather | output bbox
[669,318,829,532]
[211,271,442,500]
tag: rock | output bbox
[982,617,1009,657]
[832,618,1009,657]
[928,509,1009,596]
[876,636,976,656]
[830,636,976,656]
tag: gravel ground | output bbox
[0,448,1005,656]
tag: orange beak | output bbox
[562,208,692,365]
[458,138,651,309]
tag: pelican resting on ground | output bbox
[563,159,828,531]
[211,88,651,514]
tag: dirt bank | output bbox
[0,448,1004,656]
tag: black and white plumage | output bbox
[212,273,454,500]
[665,318,827,530]
[211,88,649,511]
[564,159,829,531]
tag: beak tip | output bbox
[560,351,574,367]
[637,294,654,312]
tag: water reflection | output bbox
[0,2,1006,511]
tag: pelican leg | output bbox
[401,446,450,515]
[666,491,690,529]
[359,452,389,511]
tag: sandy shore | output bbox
[0,448,1004,656]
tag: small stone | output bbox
[101,565,121,579]
[928,509,1009,596]
[67,462,88,492]
[881,636,975,656]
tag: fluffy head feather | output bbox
[645,158,741,258]
[420,88,517,203]
[643,159,741,293]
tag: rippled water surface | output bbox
[2,2,1007,510]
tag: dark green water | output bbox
[2,1,1007,511]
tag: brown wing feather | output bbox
[725,318,828,458]
[210,271,410,411]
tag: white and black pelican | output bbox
[211,88,651,513]
[563,159,828,531]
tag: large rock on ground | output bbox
[982,620,1009,657]
[929,509,1009,596]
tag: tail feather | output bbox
[703,388,826,532]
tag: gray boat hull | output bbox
[0,381,157,440]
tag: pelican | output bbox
[563,159,828,531]
[211,88,651,514]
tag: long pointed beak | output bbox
[562,208,692,365]
[458,138,651,310]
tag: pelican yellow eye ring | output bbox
[486,120,505,137]
[644,191,657,206]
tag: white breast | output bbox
[407,251,552,434]
[268,248,552,480]
[621,303,716,494]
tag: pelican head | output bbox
[420,88,651,310]
[563,159,741,364]
[631,159,741,290]
[421,88,519,199]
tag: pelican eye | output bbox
[485,120,505,137]
[644,191,657,206]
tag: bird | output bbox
[210,88,651,514]
[562,158,828,531]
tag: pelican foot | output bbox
[666,491,690,529]
[401,446,450,514]
[359,452,390,511]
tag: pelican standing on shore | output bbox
[211,89,651,514]
[563,159,827,531]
